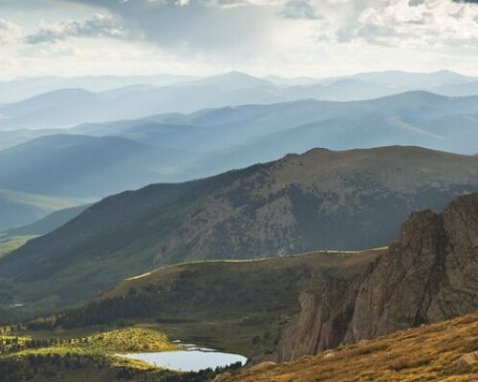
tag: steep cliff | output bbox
[275,194,478,361]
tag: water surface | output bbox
[119,348,247,372]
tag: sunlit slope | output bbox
[217,311,478,382]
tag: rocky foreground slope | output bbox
[274,194,478,362]
[216,310,478,382]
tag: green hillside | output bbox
[1,146,478,316]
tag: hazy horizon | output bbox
[1,68,476,82]
[2,0,478,80]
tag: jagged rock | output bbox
[322,350,335,359]
[457,351,478,370]
[274,194,478,362]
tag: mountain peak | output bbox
[192,71,273,91]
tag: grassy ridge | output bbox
[30,250,383,359]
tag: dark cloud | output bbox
[65,0,274,54]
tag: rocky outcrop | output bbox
[273,276,364,361]
[457,351,478,370]
[274,194,478,362]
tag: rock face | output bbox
[457,351,478,370]
[274,194,478,362]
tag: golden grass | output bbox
[219,311,478,382]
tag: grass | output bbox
[0,235,37,258]
[218,310,478,382]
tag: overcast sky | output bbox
[0,0,478,79]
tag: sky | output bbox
[0,0,478,79]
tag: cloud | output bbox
[24,14,130,44]
[288,0,478,48]
[0,18,23,45]
[3,0,478,79]
[64,0,478,54]
[280,0,321,19]
[67,0,280,55]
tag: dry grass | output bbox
[219,311,478,382]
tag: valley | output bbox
[1,193,477,381]
[4,0,478,379]
[0,49,478,382]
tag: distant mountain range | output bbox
[1,146,478,315]
[76,91,478,159]
[1,70,477,130]
[0,189,81,232]
[0,73,196,104]
[0,134,194,199]
[0,90,477,232]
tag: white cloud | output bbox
[2,0,478,79]
[24,14,130,44]
[293,0,478,48]
[0,18,23,45]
